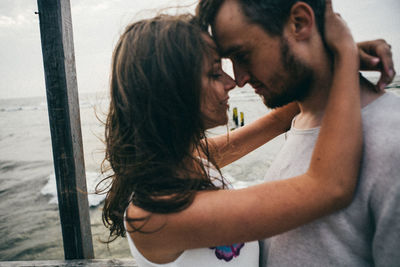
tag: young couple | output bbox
[98,0,399,266]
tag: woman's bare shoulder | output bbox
[125,203,184,263]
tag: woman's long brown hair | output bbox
[97,14,227,242]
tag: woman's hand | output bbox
[325,1,396,91]
[358,39,396,91]
[323,0,358,62]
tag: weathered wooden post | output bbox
[36,0,94,259]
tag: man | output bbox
[197,0,399,266]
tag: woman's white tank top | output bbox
[124,159,259,266]
[125,228,259,267]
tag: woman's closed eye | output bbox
[209,65,224,80]
[210,72,223,80]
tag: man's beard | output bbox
[262,38,314,108]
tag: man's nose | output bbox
[233,64,250,87]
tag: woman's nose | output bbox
[222,72,236,92]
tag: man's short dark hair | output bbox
[196,0,325,37]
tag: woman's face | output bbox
[201,36,236,129]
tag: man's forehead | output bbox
[212,0,247,56]
[212,0,243,32]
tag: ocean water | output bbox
[1,77,399,261]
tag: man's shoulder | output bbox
[360,92,400,182]
[362,92,400,131]
[362,92,400,116]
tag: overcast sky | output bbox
[0,0,399,99]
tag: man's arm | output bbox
[357,39,396,91]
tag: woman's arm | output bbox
[128,0,362,263]
[207,102,299,168]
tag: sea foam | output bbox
[41,172,110,207]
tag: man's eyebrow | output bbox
[220,45,242,58]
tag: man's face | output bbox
[213,0,314,108]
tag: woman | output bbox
[98,2,361,266]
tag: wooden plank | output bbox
[0,259,137,267]
[36,0,94,259]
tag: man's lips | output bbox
[250,82,266,95]
[253,85,267,95]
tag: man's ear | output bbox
[287,2,315,41]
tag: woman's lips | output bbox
[221,97,230,109]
